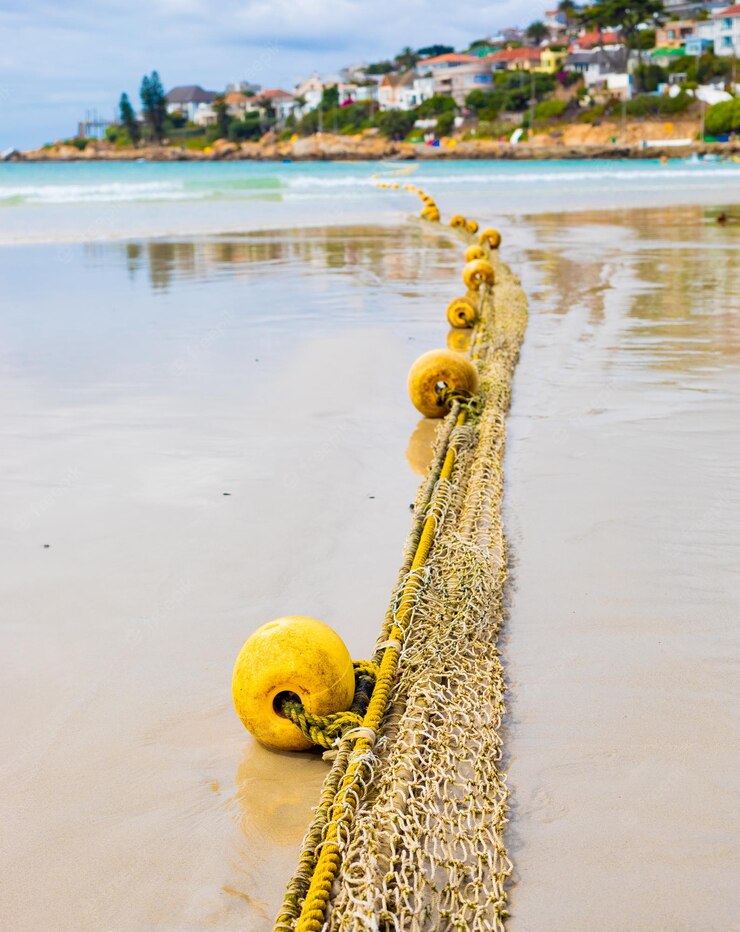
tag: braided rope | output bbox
[279,662,378,750]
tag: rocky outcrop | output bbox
[16,128,740,163]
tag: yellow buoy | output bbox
[449,215,466,228]
[465,219,479,235]
[464,244,486,262]
[421,208,440,222]
[407,349,479,418]
[232,616,355,752]
[446,296,478,329]
[462,259,495,289]
[479,228,502,249]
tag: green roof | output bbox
[650,47,686,57]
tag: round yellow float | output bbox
[479,228,502,249]
[232,615,356,752]
[421,208,440,222]
[446,296,478,329]
[462,259,495,289]
[449,215,466,228]
[464,244,487,262]
[465,219,479,235]
[407,349,479,418]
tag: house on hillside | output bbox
[488,48,542,72]
[416,53,478,74]
[571,30,622,50]
[224,92,250,118]
[713,4,740,55]
[294,75,324,114]
[565,47,630,86]
[259,89,295,121]
[432,60,494,104]
[225,80,261,96]
[539,47,569,72]
[655,19,698,49]
[378,72,429,110]
[165,86,218,123]
[544,9,568,35]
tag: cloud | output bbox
[0,0,543,149]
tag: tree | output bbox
[213,95,230,138]
[119,93,140,144]
[395,46,418,69]
[140,71,167,142]
[579,0,665,48]
[527,20,549,45]
[417,44,454,58]
[321,84,339,111]
[416,94,456,117]
[375,109,416,140]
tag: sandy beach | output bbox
[1,163,739,929]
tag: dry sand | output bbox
[1,206,738,930]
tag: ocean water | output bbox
[1,157,739,243]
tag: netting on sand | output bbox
[277,242,528,931]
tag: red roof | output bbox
[488,47,542,62]
[421,52,478,65]
[260,88,293,99]
[715,3,740,14]
[573,29,622,48]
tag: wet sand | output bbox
[1,206,738,930]
[503,206,740,929]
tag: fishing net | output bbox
[276,239,528,931]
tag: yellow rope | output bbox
[294,407,467,932]
[275,191,526,931]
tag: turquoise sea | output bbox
[1,157,739,242]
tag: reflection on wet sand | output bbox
[405,418,439,476]
[521,204,740,371]
[234,741,326,848]
[504,203,740,930]
[102,225,458,292]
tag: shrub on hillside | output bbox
[417,94,456,117]
[704,98,740,135]
[534,99,567,121]
[375,109,416,140]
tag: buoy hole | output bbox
[273,691,300,718]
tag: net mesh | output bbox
[277,240,528,931]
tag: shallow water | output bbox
[1,199,738,930]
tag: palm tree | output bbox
[527,20,549,46]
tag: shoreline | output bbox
[8,133,740,164]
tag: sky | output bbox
[0,0,545,150]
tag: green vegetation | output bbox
[140,71,167,141]
[526,20,549,45]
[375,109,416,140]
[705,99,740,135]
[579,0,666,47]
[119,93,140,144]
[626,90,690,115]
[534,98,568,121]
[416,95,456,117]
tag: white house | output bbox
[294,75,324,114]
[165,86,218,123]
[713,4,740,55]
[432,60,494,105]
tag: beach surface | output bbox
[1,161,738,929]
